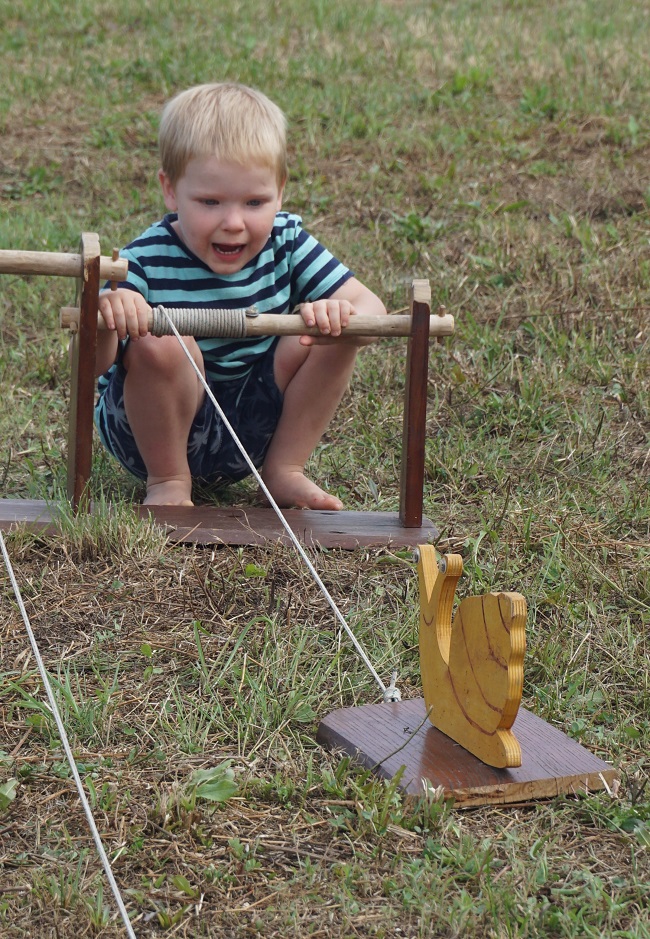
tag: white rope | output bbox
[160,309,400,701]
[151,305,254,338]
[0,531,137,939]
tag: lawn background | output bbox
[0,1,648,936]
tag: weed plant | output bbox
[0,0,648,936]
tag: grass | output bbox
[1,0,649,935]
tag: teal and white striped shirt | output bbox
[97,211,353,390]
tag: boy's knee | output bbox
[124,335,196,375]
[308,342,360,371]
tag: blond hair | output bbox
[159,83,288,186]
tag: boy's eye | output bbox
[247,199,263,207]
[201,199,219,206]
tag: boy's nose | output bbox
[222,206,245,231]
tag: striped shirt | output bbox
[97,211,353,389]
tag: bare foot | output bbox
[144,475,194,506]
[261,468,343,510]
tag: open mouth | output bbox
[213,243,245,259]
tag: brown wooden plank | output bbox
[137,505,438,548]
[399,280,431,528]
[67,233,101,511]
[0,500,57,531]
[317,698,619,807]
[0,500,438,548]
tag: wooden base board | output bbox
[317,698,619,808]
[0,499,437,549]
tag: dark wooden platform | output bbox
[317,698,619,807]
[0,499,437,549]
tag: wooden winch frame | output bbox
[0,233,454,548]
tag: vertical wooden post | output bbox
[399,279,431,528]
[67,233,100,511]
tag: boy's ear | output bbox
[158,169,178,211]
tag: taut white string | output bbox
[161,309,400,701]
[0,530,137,938]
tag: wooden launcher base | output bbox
[317,548,619,807]
[0,501,437,549]
[317,698,619,808]
[0,235,441,549]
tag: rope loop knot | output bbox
[382,670,401,703]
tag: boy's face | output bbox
[159,156,284,275]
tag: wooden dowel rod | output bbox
[0,249,127,282]
[59,308,455,338]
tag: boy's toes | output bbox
[260,470,343,510]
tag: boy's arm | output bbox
[298,276,386,346]
[94,287,152,376]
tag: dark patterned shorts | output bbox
[94,340,283,485]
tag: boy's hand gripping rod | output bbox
[60,305,455,338]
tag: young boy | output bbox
[94,82,386,509]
